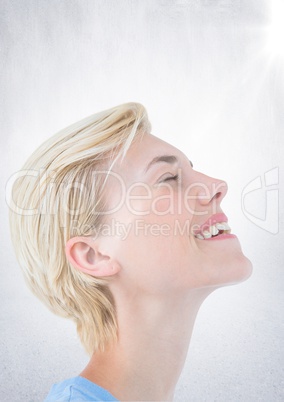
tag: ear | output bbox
[65,236,120,277]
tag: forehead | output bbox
[115,133,182,176]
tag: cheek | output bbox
[151,193,175,215]
[116,220,196,294]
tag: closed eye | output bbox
[162,174,179,182]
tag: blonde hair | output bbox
[9,102,151,354]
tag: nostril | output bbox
[213,181,228,201]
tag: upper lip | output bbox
[193,213,228,235]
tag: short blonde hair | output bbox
[9,102,151,354]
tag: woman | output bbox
[9,103,252,401]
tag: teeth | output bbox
[209,225,219,235]
[196,233,204,240]
[194,221,231,240]
[203,230,212,239]
[216,222,230,230]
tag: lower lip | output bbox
[198,233,237,241]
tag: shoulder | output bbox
[44,376,118,402]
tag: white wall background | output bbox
[1,0,283,401]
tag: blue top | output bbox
[44,376,119,401]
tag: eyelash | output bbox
[163,174,179,182]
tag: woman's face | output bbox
[101,133,252,297]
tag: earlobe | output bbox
[65,237,120,277]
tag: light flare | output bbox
[266,0,284,58]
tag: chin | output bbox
[206,235,253,288]
[233,254,253,283]
[216,253,253,288]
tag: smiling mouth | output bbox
[194,222,231,240]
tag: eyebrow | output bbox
[144,155,193,173]
[144,155,178,173]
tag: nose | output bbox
[194,172,228,206]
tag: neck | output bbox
[80,288,210,401]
